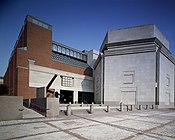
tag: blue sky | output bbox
[0,0,175,76]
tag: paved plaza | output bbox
[0,109,175,140]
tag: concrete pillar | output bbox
[67,105,71,116]
[107,105,110,112]
[73,91,78,104]
[138,105,141,110]
[46,98,59,117]
[120,102,123,111]
[90,104,94,114]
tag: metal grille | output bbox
[61,76,74,87]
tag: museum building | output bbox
[94,24,175,108]
[4,15,175,108]
[4,15,98,104]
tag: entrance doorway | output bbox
[60,90,73,104]
[78,92,94,104]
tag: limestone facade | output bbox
[94,24,175,108]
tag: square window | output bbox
[52,44,57,52]
[58,46,61,53]
[70,50,73,57]
[66,49,70,55]
[61,76,74,87]
[123,71,134,84]
[74,51,77,58]
[28,59,35,65]
[80,54,82,60]
[82,55,87,61]
[62,47,65,54]
[77,53,80,59]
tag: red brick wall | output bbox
[27,21,52,67]
[4,17,93,99]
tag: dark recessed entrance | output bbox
[78,92,94,104]
[60,90,73,104]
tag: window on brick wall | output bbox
[62,47,65,54]
[28,59,35,65]
[52,44,57,52]
[61,76,74,87]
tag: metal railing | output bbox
[23,100,49,117]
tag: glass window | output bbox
[80,54,82,60]
[52,44,57,52]
[62,47,65,54]
[32,19,38,25]
[77,53,80,59]
[61,76,74,87]
[58,46,61,53]
[74,51,76,58]
[70,50,73,57]
[42,24,49,29]
[32,19,48,29]
[82,55,86,61]
[84,55,87,61]
[66,49,70,55]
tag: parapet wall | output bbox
[0,96,23,121]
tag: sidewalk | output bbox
[0,109,175,140]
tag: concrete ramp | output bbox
[23,106,45,119]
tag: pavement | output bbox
[0,108,175,140]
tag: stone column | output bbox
[138,105,141,110]
[107,105,110,112]
[120,102,123,111]
[90,104,94,114]
[67,105,71,116]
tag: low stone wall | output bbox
[46,98,59,117]
[24,98,59,117]
[0,96,23,121]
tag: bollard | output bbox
[107,105,110,112]
[146,105,148,110]
[69,102,71,105]
[120,102,123,111]
[151,105,154,109]
[81,102,83,106]
[67,105,71,116]
[130,105,132,111]
[138,105,141,110]
[90,104,94,114]
[127,105,129,111]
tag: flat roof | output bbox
[100,24,169,52]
